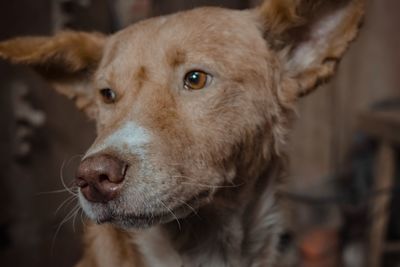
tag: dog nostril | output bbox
[122,164,128,176]
[75,154,128,203]
[76,177,88,188]
[98,174,109,183]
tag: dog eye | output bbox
[99,88,117,104]
[184,70,211,90]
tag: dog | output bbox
[0,0,365,266]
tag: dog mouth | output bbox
[96,203,190,228]
[97,211,174,228]
[91,189,212,228]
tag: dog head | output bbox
[0,0,364,228]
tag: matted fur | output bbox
[0,0,365,266]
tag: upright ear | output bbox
[258,0,365,99]
[0,31,105,118]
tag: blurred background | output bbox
[0,0,399,266]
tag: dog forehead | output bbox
[102,7,261,62]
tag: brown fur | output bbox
[0,31,105,117]
[167,47,187,68]
[76,223,144,267]
[0,0,365,266]
[259,0,365,97]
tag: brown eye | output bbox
[184,70,210,90]
[99,88,117,104]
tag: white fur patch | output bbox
[78,193,97,220]
[85,121,151,158]
[288,8,348,71]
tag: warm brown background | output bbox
[289,0,400,183]
[0,0,398,266]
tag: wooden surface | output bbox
[359,109,400,144]
[0,0,105,266]
[358,106,400,266]
[368,143,395,267]
[288,0,400,183]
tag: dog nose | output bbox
[75,154,128,203]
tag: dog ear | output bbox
[258,0,365,99]
[0,31,105,118]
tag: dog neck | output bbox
[133,156,287,267]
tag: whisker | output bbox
[68,154,84,163]
[80,209,87,226]
[173,175,244,189]
[36,188,77,196]
[60,204,80,228]
[59,154,84,197]
[166,162,184,167]
[54,195,77,215]
[51,204,80,254]
[60,159,77,197]
[174,198,201,219]
[179,181,243,189]
[158,199,181,230]
[72,206,82,233]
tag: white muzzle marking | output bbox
[85,121,151,158]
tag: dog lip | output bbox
[95,213,114,224]
[121,213,166,222]
[102,211,169,228]
[92,208,174,226]
[92,189,212,227]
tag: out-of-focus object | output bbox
[343,242,366,267]
[10,82,46,160]
[52,0,91,32]
[299,228,340,267]
[108,0,152,29]
[358,100,400,267]
[282,181,343,266]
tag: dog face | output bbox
[79,8,284,227]
[0,0,364,228]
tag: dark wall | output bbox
[0,0,102,266]
[152,0,248,15]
